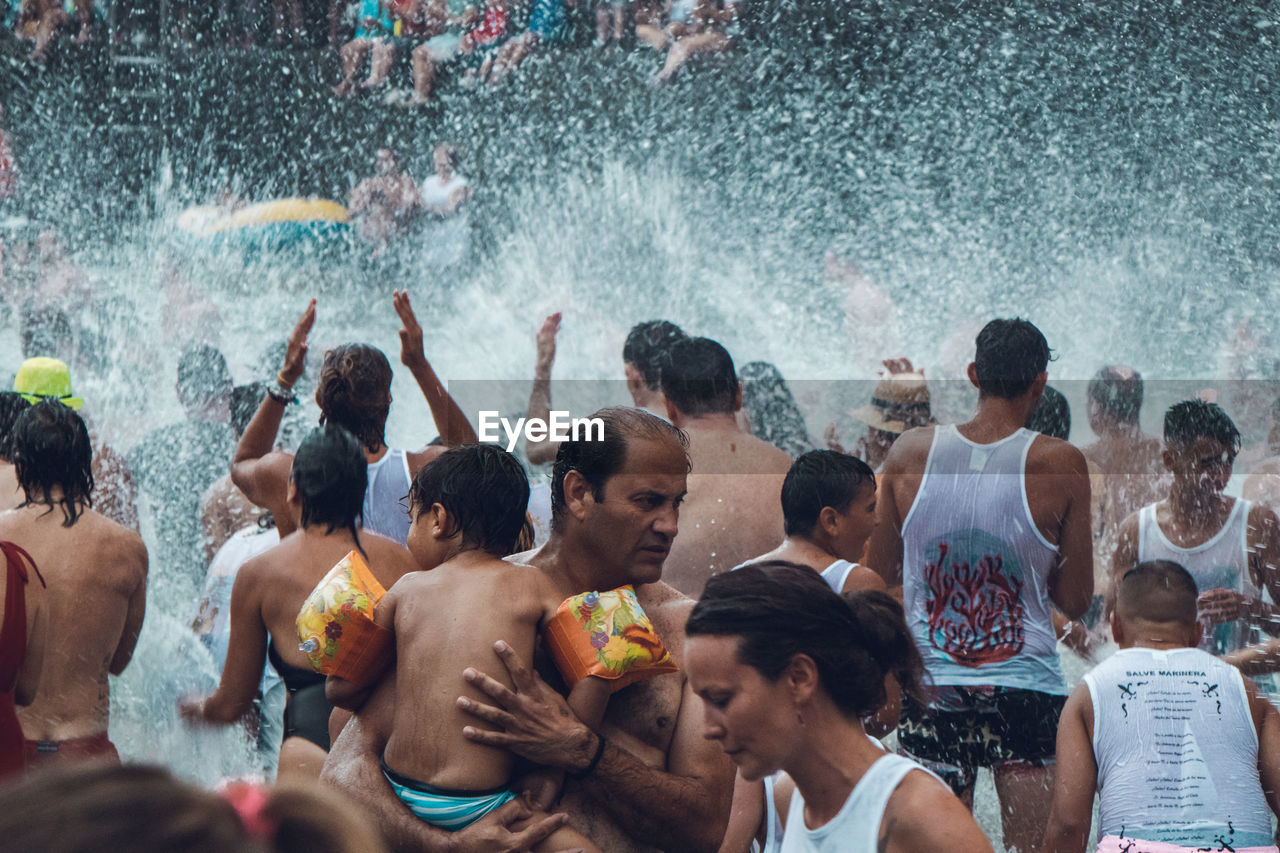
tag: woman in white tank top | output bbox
[684,562,992,852]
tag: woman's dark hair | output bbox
[686,561,922,719]
[0,762,389,853]
[739,361,811,458]
[292,425,367,548]
[12,399,94,526]
[316,344,393,453]
[780,450,875,536]
[841,588,926,706]
[0,392,32,462]
[409,444,530,556]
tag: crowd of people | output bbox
[4,0,743,89]
[4,295,1280,853]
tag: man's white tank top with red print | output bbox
[902,425,1065,694]
[1137,499,1255,656]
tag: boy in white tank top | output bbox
[1042,560,1280,853]
[1111,400,1280,661]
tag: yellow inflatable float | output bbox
[177,198,351,251]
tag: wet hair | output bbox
[550,406,689,531]
[409,444,530,556]
[686,562,921,718]
[739,361,811,457]
[0,392,32,462]
[973,318,1052,399]
[1025,385,1071,440]
[622,320,688,392]
[660,337,739,417]
[1163,399,1241,453]
[177,345,233,410]
[1117,560,1198,626]
[1088,365,1143,424]
[231,383,266,439]
[781,450,875,537]
[291,425,367,546]
[20,305,72,360]
[0,762,388,853]
[841,588,926,706]
[12,400,93,526]
[316,344,393,454]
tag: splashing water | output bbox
[2,1,1274,846]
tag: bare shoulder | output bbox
[635,582,694,657]
[407,444,447,475]
[880,426,936,475]
[95,513,148,574]
[842,565,887,594]
[1247,501,1280,531]
[1027,434,1089,477]
[883,769,991,851]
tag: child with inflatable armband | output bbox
[325,445,675,848]
[296,549,393,688]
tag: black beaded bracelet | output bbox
[569,733,606,779]
[265,382,297,406]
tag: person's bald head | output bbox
[1113,561,1200,648]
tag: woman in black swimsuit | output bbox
[180,425,417,781]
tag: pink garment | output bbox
[1096,835,1278,853]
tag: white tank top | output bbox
[820,559,857,593]
[901,425,1064,693]
[778,754,925,852]
[1085,646,1271,847]
[363,448,412,545]
[751,773,784,853]
[1137,499,1254,655]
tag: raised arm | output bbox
[231,299,314,510]
[108,536,149,676]
[1039,684,1098,853]
[460,640,734,853]
[524,312,561,467]
[1250,678,1280,819]
[863,439,914,587]
[394,290,477,460]
[1047,443,1094,620]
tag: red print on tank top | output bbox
[924,542,1026,667]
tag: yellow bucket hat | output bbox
[13,357,84,410]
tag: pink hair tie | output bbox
[220,780,276,841]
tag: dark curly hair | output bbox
[315,344,393,453]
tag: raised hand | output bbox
[394,289,427,370]
[279,298,316,388]
[536,312,562,375]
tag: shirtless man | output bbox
[1081,365,1168,612]
[864,317,1093,852]
[1042,561,1280,853]
[739,449,884,595]
[658,336,791,596]
[2,401,148,768]
[322,406,735,852]
[1111,399,1280,658]
[349,150,422,248]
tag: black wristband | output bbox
[568,733,606,779]
[265,382,297,406]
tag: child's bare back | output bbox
[377,552,561,790]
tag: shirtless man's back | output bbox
[1,401,147,764]
[659,337,791,595]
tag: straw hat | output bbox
[851,372,931,435]
[13,357,84,410]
